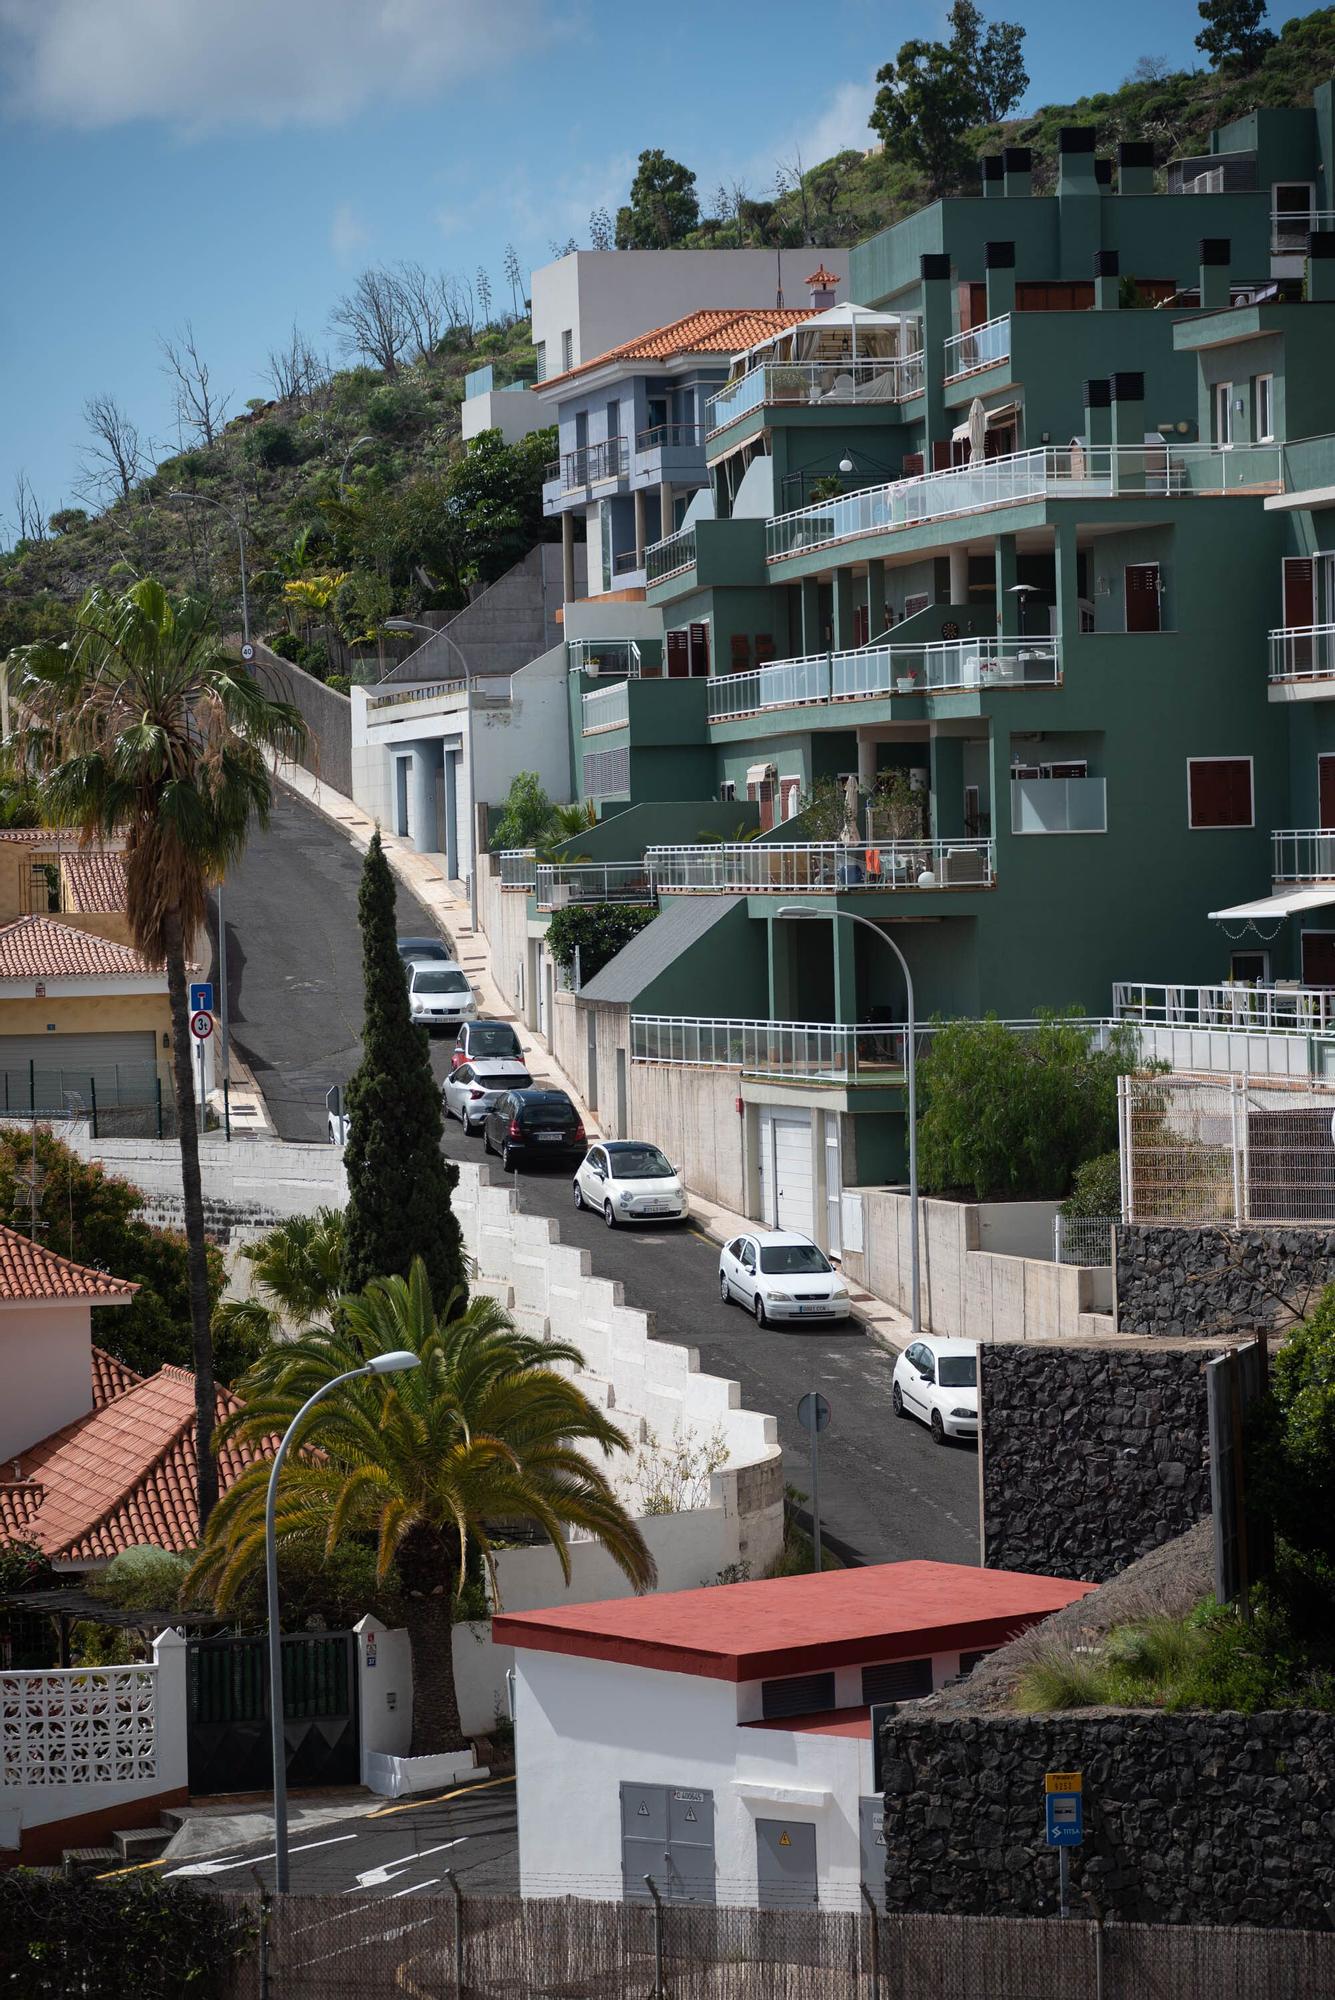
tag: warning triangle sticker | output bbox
[778,1831,791,1847]
[684,1807,697,1822]
[637,1803,650,1817]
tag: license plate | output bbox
[642,1204,672,1215]
[797,1303,830,1315]
[535,1131,564,1143]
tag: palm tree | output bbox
[12,578,305,1530]
[190,1260,655,1753]
[211,1206,345,1357]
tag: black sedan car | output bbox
[482,1087,586,1171]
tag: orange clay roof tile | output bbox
[539,307,816,388]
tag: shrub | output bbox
[1251,1285,1335,1567]
[1060,1149,1122,1219]
[241,419,299,469]
[91,1546,191,1613]
[1015,1639,1112,1712]
[0,1873,252,1997]
[492,771,557,850]
[366,382,428,436]
[545,902,657,981]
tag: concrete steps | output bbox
[61,1845,121,1880]
[113,1824,173,1862]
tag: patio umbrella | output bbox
[842,772,860,843]
[968,397,988,462]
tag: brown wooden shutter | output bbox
[853,604,869,647]
[1284,557,1315,627]
[688,623,710,676]
[754,634,775,665]
[730,634,751,672]
[1189,758,1252,828]
[1125,564,1161,633]
[665,630,689,677]
[931,440,953,471]
[901,452,924,477]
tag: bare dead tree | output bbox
[264,322,328,403]
[443,274,476,335]
[79,393,147,507]
[158,321,231,448]
[777,149,813,243]
[394,262,450,363]
[328,267,410,376]
[12,468,46,544]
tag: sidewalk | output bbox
[273,759,913,1356]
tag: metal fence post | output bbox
[447,1867,465,1995]
[28,1058,34,1117]
[645,1875,666,2000]
[89,1077,97,1142]
[860,1884,881,2000]
[156,1075,163,1140]
[224,1075,231,1141]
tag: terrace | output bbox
[706,636,1061,723]
[647,837,995,894]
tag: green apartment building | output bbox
[513,94,1335,1242]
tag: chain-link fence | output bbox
[1119,1070,1335,1226]
[217,1888,1335,2000]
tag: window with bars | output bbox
[582,745,630,797]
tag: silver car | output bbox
[442,1057,532,1133]
[406,958,476,1032]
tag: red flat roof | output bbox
[493,1560,1092,1682]
[745,1706,873,1740]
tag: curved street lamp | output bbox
[265,1349,419,1892]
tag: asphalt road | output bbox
[223,788,980,1567]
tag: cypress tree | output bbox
[341,832,467,1312]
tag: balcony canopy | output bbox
[1208,888,1335,921]
[734,301,920,368]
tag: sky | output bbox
[0,0,1241,538]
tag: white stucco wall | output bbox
[2,1301,99,1463]
[461,386,546,445]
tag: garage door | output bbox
[0,1031,158,1110]
[758,1107,813,1237]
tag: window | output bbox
[903,592,930,619]
[1124,563,1162,634]
[761,1671,836,1719]
[862,1659,932,1704]
[1188,756,1254,829]
[719,780,736,803]
[959,1649,995,1675]
[688,623,710,676]
[533,340,546,381]
[1214,381,1233,448]
[1255,373,1275,444]
[561,329,573,372]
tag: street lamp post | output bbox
[384,618,480,935]
[775,904,920,1339]
[265,1349,418,1892]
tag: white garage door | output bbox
[758,1107,814,1237]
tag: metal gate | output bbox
[186,1632,359,1796]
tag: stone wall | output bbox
[981,1344,1211,1582]
[1116,1223,1335,1338]
[880,1709,1335,1929]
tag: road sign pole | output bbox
[197,1035,206,1137]
[810,1396,822,1573]
[1059,1845,1069,1919]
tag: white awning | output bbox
[951,419,971,441]
[986,400,1020,428]
[1208,887,1335,920]
[745,762,776,786]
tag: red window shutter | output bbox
[1284,557,1315,627]
[665,630,689,677]
[730,634,751,672]
[853,605,869,647]
[931,440,953,471]
[688,623,710,676]
[902,452,924,477]
[754,634,775,665]
[1125,564,1161,634]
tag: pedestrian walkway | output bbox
[272,758,913,1355]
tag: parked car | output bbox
[891,1336,978,1445]
[573,1141,688,1228]
[450,1019,525,1070]
[482,1087,586,1170]
[717,1231,850,1326]
[443,1058,532,1134]
[397,935,451,964]
[405,958,476,1032]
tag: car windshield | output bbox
[415,970,470,995]
[522,1099,574,1127]
[938,1356,977,1388]
[485,1071,530,1090]
[608,1146,673,1179]
[469,1025,521,1056]
[759,1244,831,1275]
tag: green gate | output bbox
[186,1631,359,1795]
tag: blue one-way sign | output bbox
[189,981,214,1015]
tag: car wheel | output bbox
[892,1382,906,1419]
[573,1180,584,1210]
[482,1125,494,1155]
[931,1409,947,1446]
[603,1200,617,1230]
[752,1291,767,1327]
[719,1271,730,1305]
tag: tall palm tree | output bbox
[211,1207,345,1363]
[190,1260,655,1753]
[12,578,305,1530]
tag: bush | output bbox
[1252,1285,1335,1567]
[492,771,556,850]
[1060,1149,1122,1219]
[90,1545,191,1613]
[545,903,657,981]
[366,382,428,436]
[241,419,299,469]
[0,1873,252,1997]
[207,1535,404,1631]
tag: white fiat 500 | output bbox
[572,1141,688,1227]
[891,1336,979,1445]
[717,1231,850,1325]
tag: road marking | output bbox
[342,1839,464,1891]
[367,1771,516,1820]
[166,1832,358,1878]
[390,1876,441,1898]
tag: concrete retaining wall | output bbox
[981,1344,1212,1582]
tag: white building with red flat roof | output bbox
[494,1560,1093,1910]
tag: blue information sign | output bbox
[189,981,214,1015]
[1045,1792,1084,1848]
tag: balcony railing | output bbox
[612,549,642,577]
[1268,623,1335,687]
[366,678,465,713]
[636,422,707,452]
[645,524,696,586]
[1011,775,1107,834]
[581,681,630,735]
[631,1014,907,1083]
[499,849,538,890]
[706,637,1062,722]
[568,638,642,679]
[1273,828,1335,883]
[561,436,628,490]
[1114,979,1335,1036]
[647,838,995,894]
[943,314,1011,382]
[766,442,1283,563]
[705,355,925,435]
[535,862,653,912]
[1272,208,1335,252]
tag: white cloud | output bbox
[786,77,879,170]
[0,0,555,132]
[330,202,370,259]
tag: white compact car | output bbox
[718,1231,850,1325]
[573,1141,688,1227]
[892,1336,979,1445]
[442,1057,532,1133]
[406,958,476,1032]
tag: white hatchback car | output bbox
[406,958,476,1033]
[573,1140,688,1227]
[442,1057,532,1133]
[718,1231,850,1325]
[892,1336,979,1445]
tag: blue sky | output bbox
[0,0,1240,538]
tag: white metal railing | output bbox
[766,442,1283,563]
[707,653,831,720]
[1273,828,1335,883]
[499,849,538,890]
[568,638,642,679]
[631,1014,908,1082]
[581,681,630,735]
[942,314,1011,382]
[705,355,924,434]
[534,862,653,911]
[647,838,995,893]
[707,637,1061,721]
[366,677,465,713]
[1114,980,1335,1035]
[1011,775,1107,834]
[645,525,696,586]
[2,1664,158,1787]
[1054,1213,1117,1266]
[1272,208,1335,252]
[1268,623,1335,686]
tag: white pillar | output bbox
[948,545,969,605]
[561,512,576,603]
[857,735,877,791]
[659,481,673,538]
[152,1629,190,1800]
[633,488,647,569]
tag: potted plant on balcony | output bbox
[895,665,922,695]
